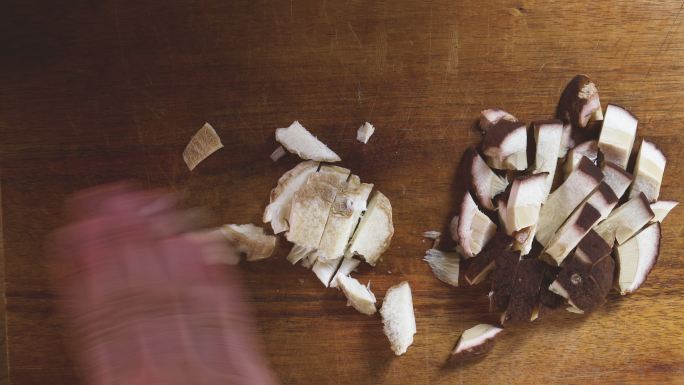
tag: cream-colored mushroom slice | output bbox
[380,282,416,356]
[594,193,655,245]
[356,122,375,144]
[502,150,528,171]
[345,191,394,266]
[543,204,602,265]
[536,157,603,247]
[481,119,527,170]
[263,161,320,234]
[270,145,287,162]
[507,173,548,232]
[316,175,373,260]
[533,120,564,198]
[598,104,638,168]
[183,122,224,170]
[329,257,361,289]
[564,140,598,178]
[601,162,634,199]
[335,274,377,315]
[220,224,277,262]
[616,223,661,295]
[423,249,460,287]
[451,324,503,360]
[312,256,343,287]
[275,121,341,162]
[286,166,350,249]
[585,182,620,222]
[451,192,497,258]
[649,200,678,223]
[466,148,508,210]
[629,140,666,202]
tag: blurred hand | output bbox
[50,184,278,385]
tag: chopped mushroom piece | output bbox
[263,161,320,234]
[356,122,376,144]
[616,223,661,295]
[275,121,341,162]
[549,253,614,313]
[501,258,546,324]
[558,123,575,158]
[629,140,666,202]
[183,122,224,171]
[380,282,416,356]
[533,119,564,198]
[481,119,527,170]
[330,257,361,288]
[489,249,521,312]
[556,75,602,132]
[335,274,377,315]
[220,224,277,262]
[650,200,678,223]
[594,193,655,245]
[345,191,394,266]
[564,140,598,178]
[451,324,503,360]
[598,104,638,168]
[507,173,548,232]
[451,192,497,258]
[601,162,634,199]
[465,232,514,285]
[270,145,287,162]
[422,230,442,240]
[536,157,603,247]
[423,249,460,287]
[464,147,509,210]
[502,150,528,171]
[479,108,517,132]
[312,257,343,287]
[575,230,613,265]
[287,244,314,265]
[543,203,602,266]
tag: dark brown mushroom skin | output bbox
[556,75,600,133]
[465,232,514,285]
[481,119,526,154]
[502,258,546,324]
[554,254,614,312]
[489,250,521,312]
[539,264,564,310]
[576,229,612,265]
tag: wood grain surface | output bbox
[1,1,683,384]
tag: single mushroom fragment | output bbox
[594,193,654,245]
[564,140,598,178]
[356,122,375,144]
[220,224,277,262]
[601,162,634,199]
[275,121,341,162]
[558,123,575,158]
[507,173,549,232]
[183,122,224,171]
[536,157,603,247]
[464,147,509,210]
[489,249,521,312]
[335,274,377,315]
[286,244,315,265]
[450,191,497,258]
[380,282,416,356]
[615,223,661,295]
[263,161,320,234]
[286,166,350,249]
[502,150,528,171]
[479,108,517,132]
[423,249,460,287]
[422,230,442,240]
[597,104,638,168]
[451,324,503,360]
[464,232,514,285]
[270,145,287,162]
[543,203,602,266]
[549,253,614,313]
[495,187,514,236]
[501,258,546,324]
[481,119,527,170]
[329,257,361,288]
[311,257,343,287]
[649,200,678,223]
[585,182,620,221]
[629,140,666,202]
[533,119,564,198]
[575,229,613,265]
[345,191,394,266]
[556,75,602,132]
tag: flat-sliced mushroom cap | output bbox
[356,122,375,144]
[650,200,679,223]
[616,222,661,295]
[556,75,602,131]
[598,104,638,169]
[183,122,224,171]
[629,140,666,202]
[276,121,341,162]
[585,182,620,221]
[451,324,503,360]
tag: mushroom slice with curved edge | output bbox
[629,140,666,202]
[275,121,341,162]
[451,191,497,258]
[464,147,508,210]
[598,104,638,168]
[220,224,277,262]
[556,75,602,133]
[479,108,517,132]
[345,191,394,266]
[335,274,377,315]
[533,119,564,198]
[183,122,224,171]
[263,161,320,234]
[286,166,350,249]
[650,200,679,223]
[543,203,602,266]
[536,157,603,247]
[464,232,514,285]
[564,140,598,178]
[423,249,460,287]
[594,192,654,245]
[507,173,548,232]
[312,257,343,287]
[380,282,416,356]
[451,324,503,360]
[356,122,375,144]
[616,222,661,295]
[501,258,546,325]
[602,161,634,199]
[330,257,361,289]
[481,119,527,170]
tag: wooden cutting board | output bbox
[1,1,683,384]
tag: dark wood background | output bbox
[1,1,683,384]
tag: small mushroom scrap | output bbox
[183,122,224,170]
[423,249,460,287]
[335,274,377,315]
[451,324,503,360]
[276,121,341,162]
